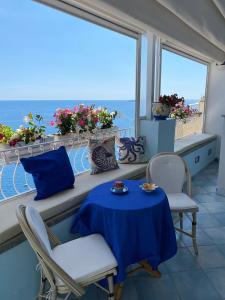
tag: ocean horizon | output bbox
[0,99,199,133]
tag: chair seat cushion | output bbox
[167,193,199,212]
[52,233,117,286]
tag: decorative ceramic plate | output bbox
[139,184,158,193]
[110,186,128,194]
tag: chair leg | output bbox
[179,212,183,230]
[38,277,45,300]
[192,212,198,255]
[107,275,115,300]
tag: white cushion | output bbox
[149,155,186,193]
[25,206,52,256]
[167,193,199,212]
[52,234,117,286]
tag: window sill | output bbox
[0,163,147,251]
[174,133,217,155]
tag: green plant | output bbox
[0,124,15,144]
[97,108,117,129]
[51,108,76,135]
[159,94,184,107]
[18,113,46,144]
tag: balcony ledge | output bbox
[175,133,217,155]
[0,163,147,252]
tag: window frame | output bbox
[35,0,143,136]
[159,44,210,133]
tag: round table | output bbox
[71,180,177,283]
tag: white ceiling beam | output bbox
[100,0,225,62]
[155,0,225,54]
[213,0,225,20]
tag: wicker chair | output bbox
[16,205,118,300]
[146,153,199,254]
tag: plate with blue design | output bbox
[111,186,128,194]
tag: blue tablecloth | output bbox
[71,180,177,282]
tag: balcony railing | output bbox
[0,128,132,201]
[175,114,203,140]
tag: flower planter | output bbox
[53,133,79,142]
[152,102,171,120]
[0,143,11,150]
[53,127,119,142]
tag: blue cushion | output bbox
[20,146,75,200]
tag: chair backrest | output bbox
[16,205,84,297]
[147,153,188,194]
[25,206,52,256]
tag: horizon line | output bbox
[0,99,135,101]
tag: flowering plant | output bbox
[159,94,184,107]
[97,107,117,129]
[73,104,99,134]
[0,124,15,145]
[16,113,46,144]
[51,108,76,135]
[51,104,118,135]
[170,101,196,122]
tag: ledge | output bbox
[174,133,217,155]
[0,133,218,252]
[0,163,147,251]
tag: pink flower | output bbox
[50,120,55,126]
[79,120,85,126]
[64,108,72,115]
[74,106,79,113]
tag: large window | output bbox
[0,0,140,200]
[0,0,137,133]
[160,48,208,139]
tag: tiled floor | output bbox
[79,161,225,300]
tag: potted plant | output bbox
[152,94,184,120]
[15,113,46,145]
[51,104,118,140]
[97,107,118,130]
[73,104,99,135]
[170,102,202,123]
[51,108,77,140]
[0,124,16,149]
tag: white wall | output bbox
[206,63,225,195]
[205,63,225,137]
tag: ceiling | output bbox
[100,0,225,62]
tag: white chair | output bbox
[16,205,118,300]
[146,153,199,254]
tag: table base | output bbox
[114,261,161,300]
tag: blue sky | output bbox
[0,0,207,101]
[161,50,207,100]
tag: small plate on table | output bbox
[110,186,128,194]
[140,183,158,193]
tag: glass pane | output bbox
[161,49,208,139]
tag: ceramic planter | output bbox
[152,102,171,120]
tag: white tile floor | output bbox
[78,161,225,300]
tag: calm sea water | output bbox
[0,100,135,133]
[0,99,198,200]
[0,99,198,132]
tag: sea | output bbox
[0,99,198,133]
[0,99,199,200]
[0,100,136,134]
